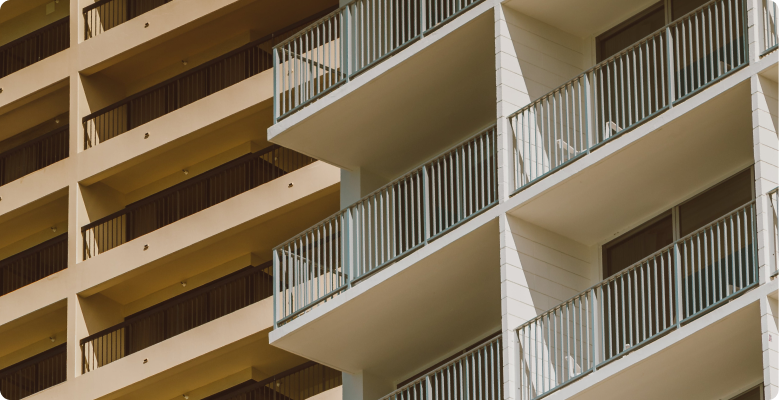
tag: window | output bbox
[602,168,753,278]
[597,0,711,62]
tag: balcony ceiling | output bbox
[501,0,659,37]
[0,0,50,25]
[270,220,502,385]
[569,302,762,400]
[268,7,496,182]
[509,79,754,246]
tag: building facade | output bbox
[0,0,776,399]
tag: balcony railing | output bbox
[83,0,172,40]
[0,126,69,187]
[0,234,67,297]
[0,344,66,400]
[272,0,484,122]
[82,145,315,260]
[203,361,342,400]
[81,263,272,372]
[0,17,69,79]
[511,0,747,194]
[769,187,778,278]
[515,201,758,400]
[274,126,497,326]
[762,0,778,56]
[378,335,502,400]
[82,9,334,149]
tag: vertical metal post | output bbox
[273,47,278,124]
[665,26,676,108]
[673,242,682,327]
[345,6,352,81]
[583,72,593,153]
[423,165,430,242]
[426,374,432,400]
[273,249,279,329]
[345,210,353,289]
[589,288,598,371]
[420,0,427,36]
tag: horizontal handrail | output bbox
[82,145,315,259]
[272,0,484,121]
[511,0,747,195]
[204,361,342,400]
[0,234,68,296]
[378,335,502,400]
[81,263,272,372]
[82,8,336,149]
[515,200,757,400]
[274,125,497,326]
[0,125,69,187]
[0,17,69,79]
[0,344,66,400]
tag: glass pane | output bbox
[604,214,673,277]
[679,169,752,237]
[597,4,666,62]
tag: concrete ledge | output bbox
[0,49,70,115]
[0,158,71,221]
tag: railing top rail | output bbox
[81,145,283,231]
[0,17,68,54]
[0,344,66,380]
[0,125,69,161]
[272,5,347,50]
[515,199,757,334]
[83,0,127,13]
[677,199,756,243]
[81,7,336,123]
[507,0,739,120]
[0,234,67,268]
[273,125,496,251]
[80,263,272,344]
[377,335,501,400]
[768,187,779,196]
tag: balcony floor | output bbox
[268,2,496,182]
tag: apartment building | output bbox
[0,0,776,399]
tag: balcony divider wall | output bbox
[272,0,485,122]
[0,126,70,187]
[82,8,337,149]
[202,361,342,400]
[515,201,758,400]
[0,17,69,79]
[82,145,315,260]
[274,126,497,327]
[510,0,748,194]
[0,234,68,296]
[0,344,67,400]
[81,263,273,372]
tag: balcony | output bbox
[81,263,272,373]
[770,187,778,278]
[83,0,173,40]
[201,362,341,400]
[509,0,751,195]
[0,125,69,187]
[0,344,66,400]
[82,145,315,259]
[81,9,333,150]
[761,0,778,57]
[273,126,497,327]
[267,0,495,179]
[0,234,66,297]
[0,17,69,80]
[514,201,759,399]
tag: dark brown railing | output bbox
[0,344,66,400]
[82,8,336,149]
[0,17,69,79]
[203,361,342,400]
[0,126,69,187]
[82,145,315,259]
[84,0,172,40]
[80,263,273,373]
[0,234,68,297]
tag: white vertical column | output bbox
[494,3,531,203]
[747,0,760,63]
[751,75,778,285]
[760,296,779,399]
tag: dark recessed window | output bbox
[679,169,752,237]
[603,213,673,278]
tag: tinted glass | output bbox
[672,0,711,20]
[598,4,666,62]
[604,214,674,277]
[679,169,752,237]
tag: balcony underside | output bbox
[268,5,495,181]
[509,77,754,246]
[502,0,658,37]
[558,289,765,400]
[270,219,501,384]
